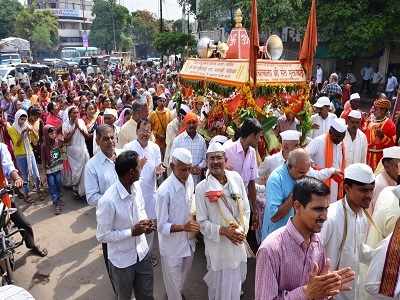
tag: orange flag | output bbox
[299,0,318,81]
[249,0,259,86]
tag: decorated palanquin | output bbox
[178,8,312,159]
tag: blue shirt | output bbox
[261,164,296,241]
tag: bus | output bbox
[60,47,99,62]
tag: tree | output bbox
[0,0,23,39]
[153,32,196,56]
[15,9,59,55]
[90,0,132,52]
[131,10,159,57]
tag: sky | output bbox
[123,0,183,20]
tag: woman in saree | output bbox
[62,106,90,199]
[82,102,101,157]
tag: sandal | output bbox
[32,246,48,257]
[55,205,62,215]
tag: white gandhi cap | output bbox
[103,108,118,118]
[171,148,192,165]
[280,130,301,141]
[313,96,331,108]
[344,163,375,184]
[331,118,347,133]
[350,93,361,101]
[209,135,229,146]
[207,141,225,154]
[348,110,361,119]
[383,146,400,159]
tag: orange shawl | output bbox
[324,134,345,200]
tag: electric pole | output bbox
[159,0,163,32]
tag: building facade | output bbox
[30,0,94,48]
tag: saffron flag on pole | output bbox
[299,0,318,81]
[249,0,259,86]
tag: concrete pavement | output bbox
[11,189,256,300]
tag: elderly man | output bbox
[341,93,362,121]
[307,118,347,202]
[321,73,342,99]
[370,146,400,214]
[259,130,301,180]
[256,177,355,299]
[170,112,207,185]
[261,148,339,240]
[344,110,368,167]
[156,148,200,300]
[319,163,375,300]
[93,108,120,155]
[274,111,299,136]
[85,125,119,291]
[195,142,250,300]
[96,151,155,300]
[311,96,337,138]
[365,96,396,171]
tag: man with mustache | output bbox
[195,142,250,300]
[256,176,355,299]
[319,163,375,300]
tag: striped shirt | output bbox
[255,218,326,300]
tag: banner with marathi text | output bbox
[179,58,306,86]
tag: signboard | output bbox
[179,59,306,85]
[82,32,88,48]
[51,9,80,18]
[257,60,306,83]
[180,58,248,86]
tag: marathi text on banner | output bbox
[257,60,306,83]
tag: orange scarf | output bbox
[324,134,345,200]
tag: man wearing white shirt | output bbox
[361,63,374,94]
[311,96,337,138]
[85,125,120,292]
[96,150,155,300]
[386,73,399,99]
[306,118,347,202]
[124,119,165,266]
[316,64,323,89]
[195,142,250,300]
[319,163,375,300]
[343,110,368,167]
[93,108,120,155]
[365,223,400,300]
[157,148,200,300]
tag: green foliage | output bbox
[153,32,196,55]
[90,0,132,52]
[131,10,159,51]
[0,0,23,39]
[15,9,59,54]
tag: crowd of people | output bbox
[0,62,399,300]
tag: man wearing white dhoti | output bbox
[156,148,200,300]
[195,142,251,300]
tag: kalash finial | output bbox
[234,8,243,28]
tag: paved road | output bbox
[11,189,256,300]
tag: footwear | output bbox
[55,204,62,215]
[32,246,48,257]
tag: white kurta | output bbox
[156,173,195,300]
[319,198,370,300]
[365,234,400,300]
[306,134,344,202]
[311,112,337,138]
[124,140,161,219]
[258,151,284,179]
[195,170,250,300]
[343,129,368,167]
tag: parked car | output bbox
[0,66,16,87]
